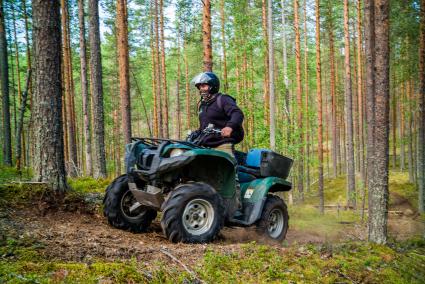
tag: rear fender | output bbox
[238,177,292,225]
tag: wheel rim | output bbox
[268,208,284,239]
[120,190,147,220]
[182,199,215,236]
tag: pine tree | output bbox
[116,0,132,144]
[32,0,67,191]
[88,0,107,178]
[0,0,11,166]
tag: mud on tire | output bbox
[103,175,157,233]
[161,182,225,243]
[256,194,289,242]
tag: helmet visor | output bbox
[191,73,212,88]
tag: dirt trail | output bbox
[0,194,423,264]
[0,207,287,264]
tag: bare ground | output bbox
[0,191,423,265]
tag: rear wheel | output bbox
[256,195,289,242]
[161,182,224,243]
[103,175,157,233]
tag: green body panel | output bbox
[182,148,237,164]
[180,148,237,199]
[240,177,291,203]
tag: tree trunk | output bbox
[23,0,32,167]
[184,33,190,131]
[78,0,93,176]
[418,0,425,213]
[407,80,415,182]
[11,4,23,170]
[116,0,132,144]
[294,0,304,201]
[391,75,397,169]
[159,0,169,138]
[344,0,356,208]
[367,0,390,244]
[268,0,275,150]
[400,85,405,171]
[150,20,158,137]
[327,2,338,178]
[357,0,367,206]
[220,0,228,92]
[88,0,107,178]
[281,0,291,147]
[303,0,310,193]
[202,0,212,71]
[61,0,78,176]
[153,0,163,137]
[32,0,67,191]
[16,70,31,173]
[0,0,11,166]
[176,25,182,139]
[315,0,324,214]
[262,0,270,127]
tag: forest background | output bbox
[0,0,424,281]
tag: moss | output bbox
[67,176,111,194]
[0,182,50,207]
[0,240,423,283]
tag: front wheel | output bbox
[256,195,289,242]
[161,182,225,243]
[103,175,157,233]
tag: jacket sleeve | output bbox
[222,95,244,129]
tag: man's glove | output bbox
[186,129,201,142]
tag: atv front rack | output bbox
[131,137,206,149]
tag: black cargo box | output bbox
[259,151,293,179]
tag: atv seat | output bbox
[237,165,260,183]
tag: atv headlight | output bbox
[170,148,186,157]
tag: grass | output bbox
[0,238,424,283]
[289,205,361,238]
[304,170,418,209]
[0,166,32,184]
[388,171,418,210]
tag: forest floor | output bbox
[0,168,424,283]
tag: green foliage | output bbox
[1,239,423,283]
[199,241,425,283]
[0,181,48,207]
[289,205,360,238]
[0,166,32,184]
[389,171,418,210]
[68,177,111,195]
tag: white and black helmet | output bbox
[191,72,220,94]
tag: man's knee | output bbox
[213,143,234,158]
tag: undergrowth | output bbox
[0,239,423,283]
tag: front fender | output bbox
[179,149,237,198]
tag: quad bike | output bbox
[103,125,293,243]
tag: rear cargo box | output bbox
[246,149,293,179]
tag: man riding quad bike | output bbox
[103,73,293,243]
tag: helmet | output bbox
[191,72,220,94]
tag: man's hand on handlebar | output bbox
[221,127,233,137]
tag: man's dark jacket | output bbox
[198,93,244,147]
